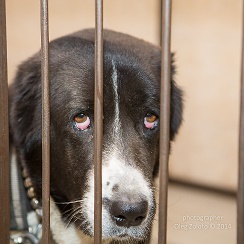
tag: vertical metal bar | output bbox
[159,0,163,46]
[94,0,103,243]
[158,1,172,244]
[0,1,10,244]
[238,1,244,243]
[40,0,50,243]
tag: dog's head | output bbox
[10,29,183,243]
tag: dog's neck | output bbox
[21,161,92,244]
[22,176,123,244]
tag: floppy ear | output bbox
[170,55,183,140]
[9,55,42,155]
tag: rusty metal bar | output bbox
[158,1,172,244]
[40,0,51,243]
[94,0,104,243]
[238,1,244,243]
[0,0,10,243]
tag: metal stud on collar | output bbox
[10,165,43,244]
[22,169,43,220]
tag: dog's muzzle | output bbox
[82,157,156,241]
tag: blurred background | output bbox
[6,0,241,243]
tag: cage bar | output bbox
[0,1,10,244]
[40,0,51,243]
[158,1,172,244]
[159,0,163,46]
[94,0,104,243]
[238,1,244,244]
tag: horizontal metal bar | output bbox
[158,0,172,244]
[0,0,10,243]
[40,0,50,243]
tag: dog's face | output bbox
[10,29,183,243]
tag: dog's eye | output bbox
[74,113,90,131]
[144,113,158,129]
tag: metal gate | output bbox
[0,0,243,244]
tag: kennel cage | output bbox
[0,0,244,244]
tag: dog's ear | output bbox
[9,55,42,155]
[170,55,183,140]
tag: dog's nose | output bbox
[110,200,148,227]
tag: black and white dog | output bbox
[9,29,183,244]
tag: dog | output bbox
[9,29,183,244]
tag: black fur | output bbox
[9,29,183,243]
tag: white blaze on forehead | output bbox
[112,60,121,137]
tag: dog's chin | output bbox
[70,215,151,243]
[96,235,145,244]
[73,217,150,243]
[104,227,150,242]
[107,233,148,244]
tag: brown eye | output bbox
[74,113,87,123]
[144,113,158,129]
[74,113,91,131]
[145,113,157,123]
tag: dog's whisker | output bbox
[55,199,84,205]
[65,206,82,220]
[60,207,74,215]
[66,213,80,228]
[65,210,82,229]
[55,201,83,216]
[63,206,83,227]
[69,214,80,227]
